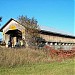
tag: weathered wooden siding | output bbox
[40,34,75,43]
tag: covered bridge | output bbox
[0,18,75,48]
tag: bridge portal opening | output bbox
[5,29,22,47]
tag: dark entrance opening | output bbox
[6,29,22,47]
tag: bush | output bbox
[36,37,46,47]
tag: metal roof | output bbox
[0,18,75,39]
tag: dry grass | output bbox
[0,46,75,68]
[0,47,49,67]
[0,46,75,75]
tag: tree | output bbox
[0,17,2,26]
[0,17,2,22]
[18,15,40,47]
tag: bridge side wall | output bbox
[40,34,75,43]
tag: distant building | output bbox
[0,18,75,47]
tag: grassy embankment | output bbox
[0,47,75,75]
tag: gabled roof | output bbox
[40,30,75,39]
[0,18,21,32]
[0,18,75,39]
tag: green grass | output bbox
[0,58,75,75]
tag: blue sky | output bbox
[0,0,74,38]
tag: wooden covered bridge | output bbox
[0,18,75,48]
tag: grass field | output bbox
[0,47,75,75]
[0,58,75,75]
